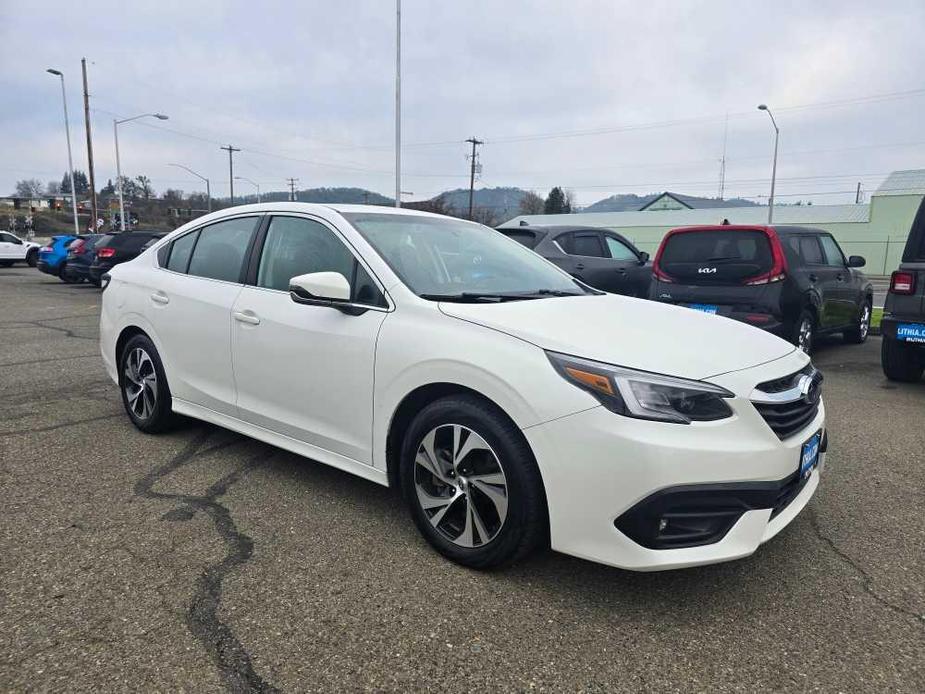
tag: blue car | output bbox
[37,234,79,281]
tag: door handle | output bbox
[836,274,845,282]
[233,310,260,325]
[150,292,169,305]
[808,274,818,283]
[575,263,585,270]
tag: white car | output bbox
[0,231,40,267]
[100,204,826,571]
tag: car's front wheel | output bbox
[119,334,178,433]
[400,395,547,569]
[26,249,37,267]
[792,309,816,354]
[844,299,872,344]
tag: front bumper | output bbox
[524,351,824,571]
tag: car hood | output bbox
[438,294,795,380]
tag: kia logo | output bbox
[698,267,717,274]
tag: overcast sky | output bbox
[2,0,924,207]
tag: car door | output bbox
[818,234,857,327]
[795,234,840,328]
[602,233,645,296]
[231,214,389,465]
[147,215,260,417]
[0,232,21,260]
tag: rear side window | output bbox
[659,230,772,283]
[187,217,257,282]
[107,234,159,252]
[566,232,606,257]
[819,236,845,267]
[500,230,538,249]
[166,231,199,273]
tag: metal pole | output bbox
[206,179,212,212]
[81,59,97,231]
[168,163,211,213]
[768,125,778,224]
[394,0,401,208]
[57,75,80,235]
[465,137,483,220]
[222,145,240,204]
[114,119,126,231]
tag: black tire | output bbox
[844,298,872,344]
[26,249,37,267]
[400,394,547,569]
[59,262,76,283]
[791,309,816,354]
[118,334,179,433]
[881,337,924,382]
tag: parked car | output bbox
[89,231,165,285]
[101,205,826,572]
[497,225,652,297]
[649,224,873,353]
[881,197,925,382]
[62,234,106,285]
[0,231,40,267]
[37,234,80,280]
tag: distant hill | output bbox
[433,187,530,220]
[585,192,759,212]
[239,187,394,205]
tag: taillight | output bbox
[41,246,52,253]
[743,228,788,285]
[890,271,916,295]
[652,234,675,283]
[97,247,116,259]
[70,240,86,253]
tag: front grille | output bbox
[751,365,822,440]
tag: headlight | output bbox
[547,351,734,424]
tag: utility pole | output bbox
[465,137,483,220]
[81,58,97,231]
[221,145,240,204]
[286,177,299,201]
[718,113,728,201]
[394,0,402,207]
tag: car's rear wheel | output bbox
[400,395,546,569]
[881,337,924,382]
[119,334,178,433]
[844,299,872,344]
[791,309,816,354]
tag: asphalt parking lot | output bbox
[1,266,922,693]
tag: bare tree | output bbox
[135,175,154,200]
[519,191,545,215]
[45,180,60,195]
[14,179,44,198]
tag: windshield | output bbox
[342,213,587,299]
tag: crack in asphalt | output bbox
[133,429,280,693]
[807,507,924,626]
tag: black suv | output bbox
[881,197,925,381]
[497,225,652,297]
[89,231,165,285]
[649,224,873,353]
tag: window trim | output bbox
[154,213,263,285]
[246,213,393,312]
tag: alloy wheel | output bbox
[413,424,509,548]
[859,304,871,339]
[123,347,157,420]
[798,318,813,353]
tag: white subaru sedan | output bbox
[100,204,826,571]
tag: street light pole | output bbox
[114,113,169,231]
[169,163,211,212]
[394,0,401,208]
[234,176,260,203]
[46,69,79,235]
[757,104,779,224]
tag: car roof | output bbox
[666,224,827,236]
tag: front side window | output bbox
[604,235,638,261]
[342,213,586,299]
[186,217,257,282]
[796,236,824,265]
[257,216,385,306]
[819,235,846,267]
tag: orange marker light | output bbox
[564,367,615,396]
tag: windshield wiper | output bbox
[420,289,586,302]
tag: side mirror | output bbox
[290,272,365,315]
[847,255,866,268]
[638,251,650,264]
